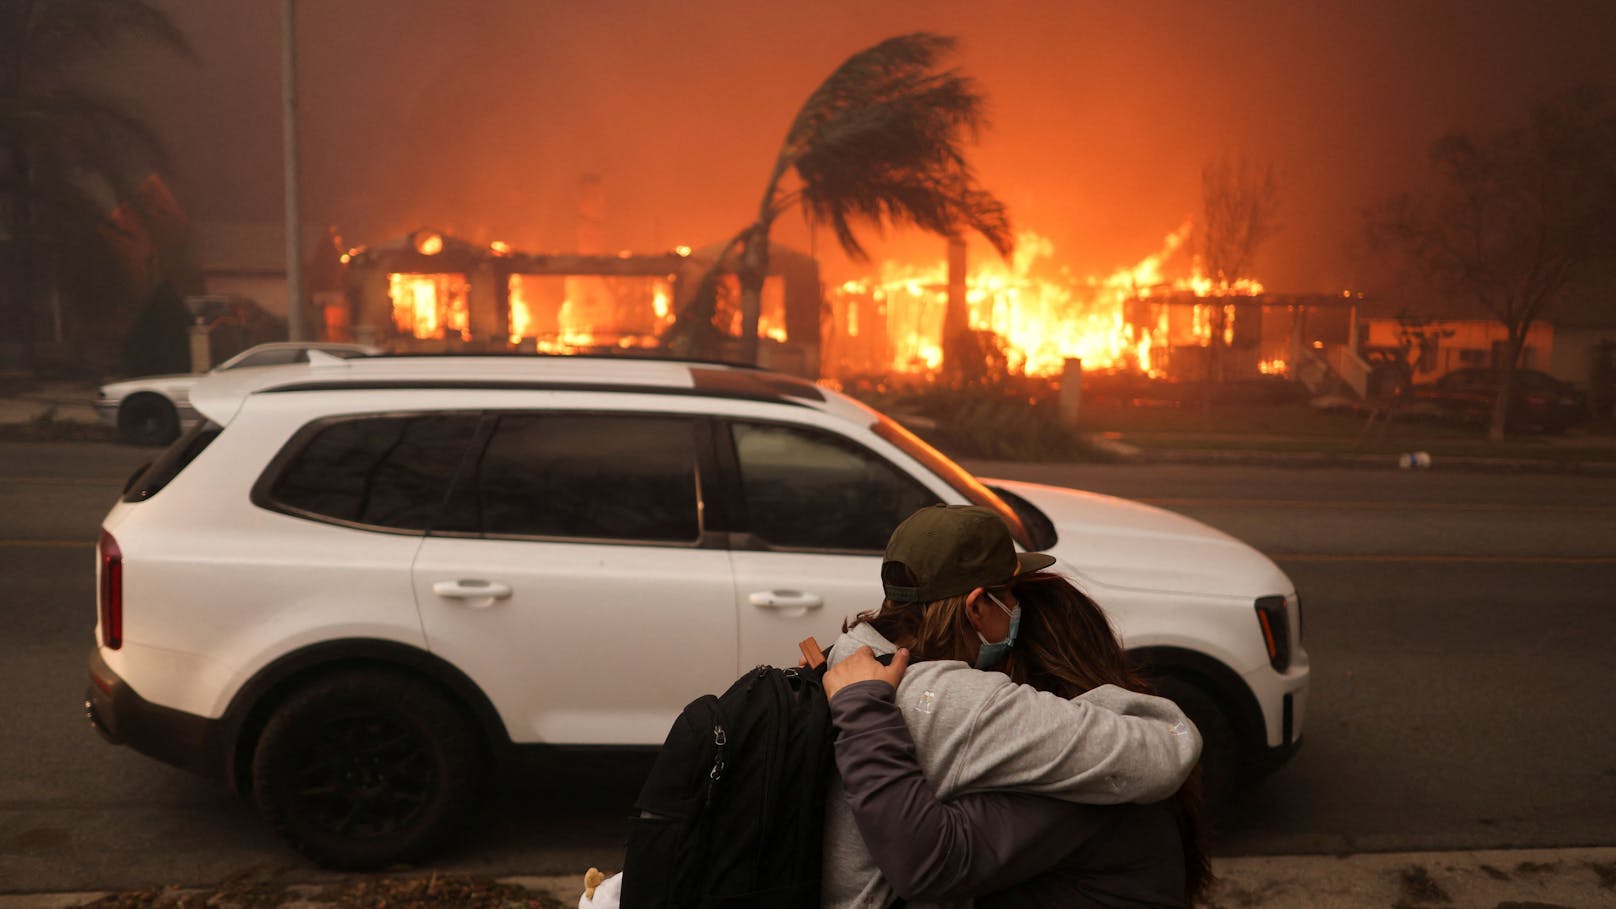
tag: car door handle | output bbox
[748,591,824,610]
[432,579,513,605]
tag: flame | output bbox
[507,273,675,349]
[414,231,445,256]
[1259,358,1288,375]
[389,273,470,341]
[829,224,1266,380]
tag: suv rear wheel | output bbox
[250,670,482,869]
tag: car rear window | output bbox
[261,414,480,531]
[122,421,223,503]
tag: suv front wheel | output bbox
[250,669,482,869]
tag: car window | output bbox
[866,410,1040,550]
[122,421,224,502]
[471,413,701,543]
[228,348,305,369]
[729,421,938,552]
[1513,371,1556,392]
[265,414,479,531]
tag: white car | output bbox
[86,354,1308,868]
[95,341,380,446]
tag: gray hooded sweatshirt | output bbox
[821,622,1202,909]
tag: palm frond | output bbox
[767,32,1013,260]
[19,0,195,78]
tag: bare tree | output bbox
[1366,86,1616,440]
[1198,155,1278,384]
[669,33,1012,364]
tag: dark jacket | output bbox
[830,679,1187,908]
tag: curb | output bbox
[4,849,1613,909]
[1130,446,1616,475]
[1082,433,1616,475]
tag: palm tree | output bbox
[672,33,1013,364]
[0,0,192,374]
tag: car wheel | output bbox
[1150,675,1239,813]
[251,670,482,869]
[117,394,180,446]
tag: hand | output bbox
[824,646,909,700]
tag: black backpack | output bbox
[620,646,888,908]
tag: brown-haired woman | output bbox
[826,572,1211,907]
[821,505,1204,909]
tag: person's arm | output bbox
[829,678,1114,900]
[897,661,1201,804]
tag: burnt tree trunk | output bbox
[1487,331,1526,442]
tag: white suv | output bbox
[87,354,1308,868]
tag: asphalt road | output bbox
[2,442,1614,892]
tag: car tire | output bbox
[250,670,482,869]
[117,394,180,446]
[1150,675,1239,814]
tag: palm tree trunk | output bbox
[738,223,769,365]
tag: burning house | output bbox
[311,221,1369,394]
[822,227,1362,389]
[326,229,824,377]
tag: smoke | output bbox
[122,0,1616,293]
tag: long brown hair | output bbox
[1007,572,1214,905]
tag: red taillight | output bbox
[98,529,122,650]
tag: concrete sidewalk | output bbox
[2,846,1612,908]
[0,381,103,428]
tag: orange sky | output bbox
[124,0,1616,294]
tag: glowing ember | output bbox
[828,224,1265,379]
[389,273,470,341]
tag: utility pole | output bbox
[281,0,305,341]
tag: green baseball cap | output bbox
[881,504,1057,603]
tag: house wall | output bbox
[1362,319,1553,379]
[202,272,288,319]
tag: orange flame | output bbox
[389,273,470,341]
[507,273,675,349]
[829,224,1265,379]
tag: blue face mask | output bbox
[974,590,1021,670]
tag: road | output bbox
[2,442,1613,891]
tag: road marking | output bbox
[1273,553,1616,564]
[0,540,92,548]
[1143,497,1616,515]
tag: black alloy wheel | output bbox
[251,670,482,869]
[117,394,180,446]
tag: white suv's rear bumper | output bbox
[85,647,225,779]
